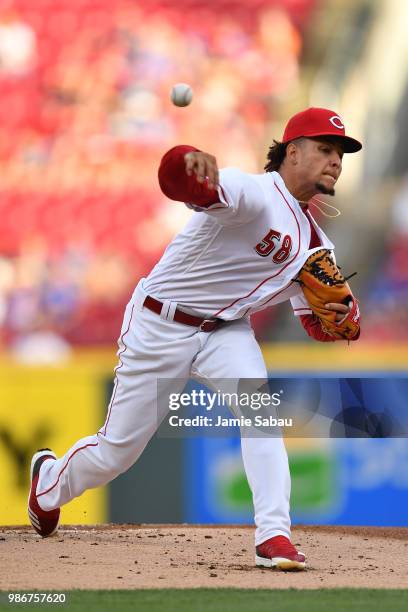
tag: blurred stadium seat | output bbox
[0,0,315,349]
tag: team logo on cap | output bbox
[329,115,344,129]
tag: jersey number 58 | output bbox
[254,229,292,263]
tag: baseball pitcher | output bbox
[28,107,362,571]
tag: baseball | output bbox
[170,83,193,107]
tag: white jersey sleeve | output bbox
[186,167,266,226]
[290,292,312,317]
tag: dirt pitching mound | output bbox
[1,524,407,590]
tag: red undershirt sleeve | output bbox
[158,145,220,208]
[299,313,336,342]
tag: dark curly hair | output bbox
[264,140,289,172]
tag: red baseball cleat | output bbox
[28,449,60,537]
[256,535,306,571]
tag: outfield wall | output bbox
[1,344,407,527]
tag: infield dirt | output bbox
[1,525,407,590]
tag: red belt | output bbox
[143,295,223,332]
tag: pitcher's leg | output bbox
[36,303,201,512]
[241,436,291,544]
[36,433,126,511]
[37,376,165,510]
[193,319,291,543]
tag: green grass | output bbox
[1,589,408,612]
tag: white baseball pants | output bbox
[36,280,291,545]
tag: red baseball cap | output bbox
[282,107,362,153]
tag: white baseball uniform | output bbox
[35,164,333,545]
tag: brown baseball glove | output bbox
[295,249,360,340]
